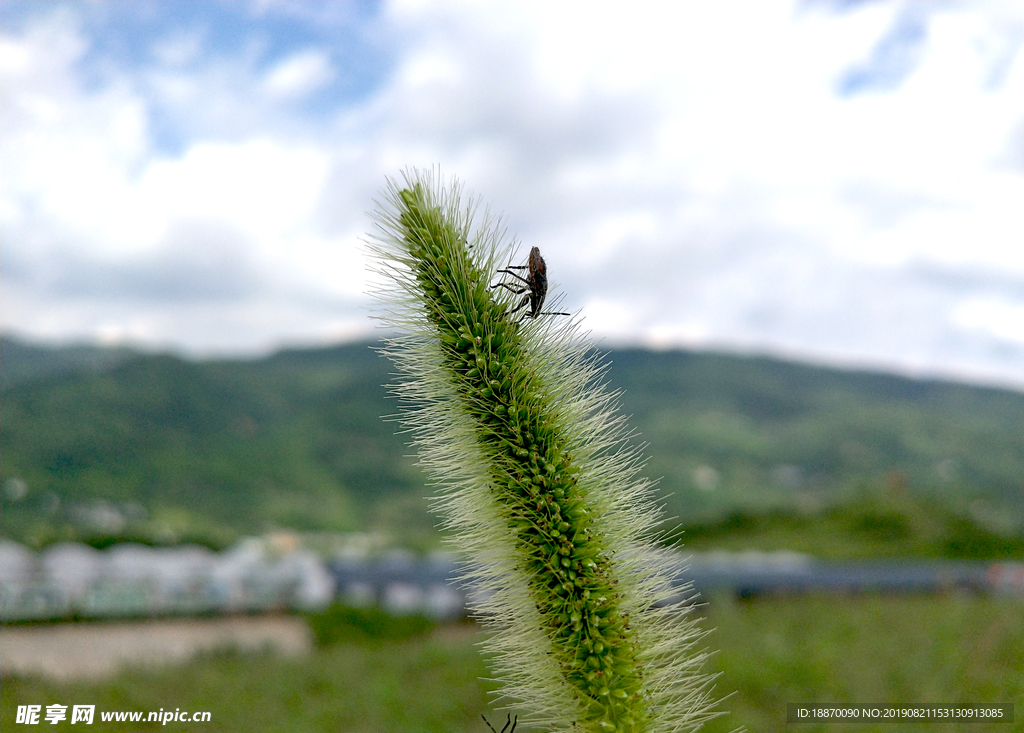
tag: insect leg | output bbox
[493,269,532,286]
[507,295,531,318]
[481,714,516,733]
[489,282,528,295]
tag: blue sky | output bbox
[2,0,1022,387]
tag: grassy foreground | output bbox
[2,596,1021,732]
[699,595,1022,733]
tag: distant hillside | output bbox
[1,337,137,390]
[603,348,1022,522]
[2,336,1021,550]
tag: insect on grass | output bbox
[489,246,570,320]
[370,172,733,733]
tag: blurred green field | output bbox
[699,595,1023,733]
[3,595,1020,732]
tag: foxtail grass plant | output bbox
[368,170,729,732]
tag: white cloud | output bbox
[953,297,1024,345]
[1,0,1021,385]
[263,50,334,99]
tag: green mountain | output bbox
[2,336,1021,550]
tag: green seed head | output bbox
[368,170,732,733]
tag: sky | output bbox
[2,0,1022,388]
